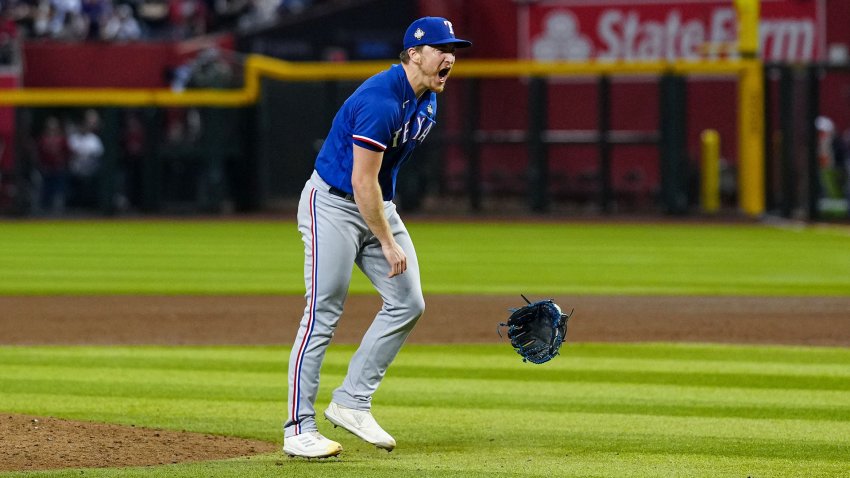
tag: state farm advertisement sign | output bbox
[520,0,825,62]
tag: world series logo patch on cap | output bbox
[414,28,425,40]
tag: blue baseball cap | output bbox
[403,17,472,50]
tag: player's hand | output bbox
[382,241,407,278]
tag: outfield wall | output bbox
[2,1,848,219]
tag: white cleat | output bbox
[283,430,343,458]
[324,402,396,451]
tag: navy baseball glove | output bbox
[499,295,573,364]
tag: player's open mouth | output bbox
[438,67,451,82]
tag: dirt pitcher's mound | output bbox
[0,414,277,472]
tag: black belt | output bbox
[328,186,355,202]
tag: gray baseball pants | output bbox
[284,171,425,437]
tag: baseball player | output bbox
[283,17,472,458]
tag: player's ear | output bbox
[409,47,422,64]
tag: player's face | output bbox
[420,44,456,93]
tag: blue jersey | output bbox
[314,64,437,201]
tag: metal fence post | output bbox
[806,65,821,222]
[99,107,120,216]
[763,65,775,213]
[659,73,689,215]
[140,108,162,213]
[528,76,548,212]
[464,78,481,212]
[598,75,612,213]
[778,65,795,219]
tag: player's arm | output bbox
[351,144,407,278]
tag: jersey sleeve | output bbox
[350,89,399,152]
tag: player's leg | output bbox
[285,184,359,439]
[331,203,425,409]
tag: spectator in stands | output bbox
[35,115,70,215]
[80,0,110,39]
[68,109,103,208]
[2,0,34,38]
[277,0,309,15]
[48,0,81,37]
[121,110,146,209]
[158,107,202,204]
[169,47,232,91]
[0,4,17,64]
[47,2,88,40]
[6,0,326,41]
[137,0,169,38]
[207,0,246,31]
[30,0,52,37]
[168,0,205,40]
[101,3,139,40]
[168,60,192,91]
[187,47,232,88]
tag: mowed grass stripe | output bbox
[382,377,850,410]
[383,364,850,390]
[399,342,850,365]
[379,383,850,422]
[4,353,848,381]
[386,356,850,378]
[0,221,300,295]
[0,221,848,295]
[325,450,849,478]
[0,379,285,404]
[19,452,842,478]
[0,392,284,440]
[4,371,850,423]
[2,344,850,404]
[2,343,850,477]
[3,354,850,405]
[4,352,850,392]
[413,222,850,296]
[4,342,850,369]
[2,389,848,459]
[0,348,286,372]
[3,372,850,423]
[4,353,849,385]
[377,406,850,457]
[2,344,850,421]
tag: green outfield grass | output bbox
[2,219,849,476]
[1,343,849,477]
[0,220,848,296]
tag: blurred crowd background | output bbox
[0,0,317,43]
[0,0,848,220]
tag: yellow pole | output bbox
[735,0,765,217]
[701,129,721,213]
[734,0,759,56]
